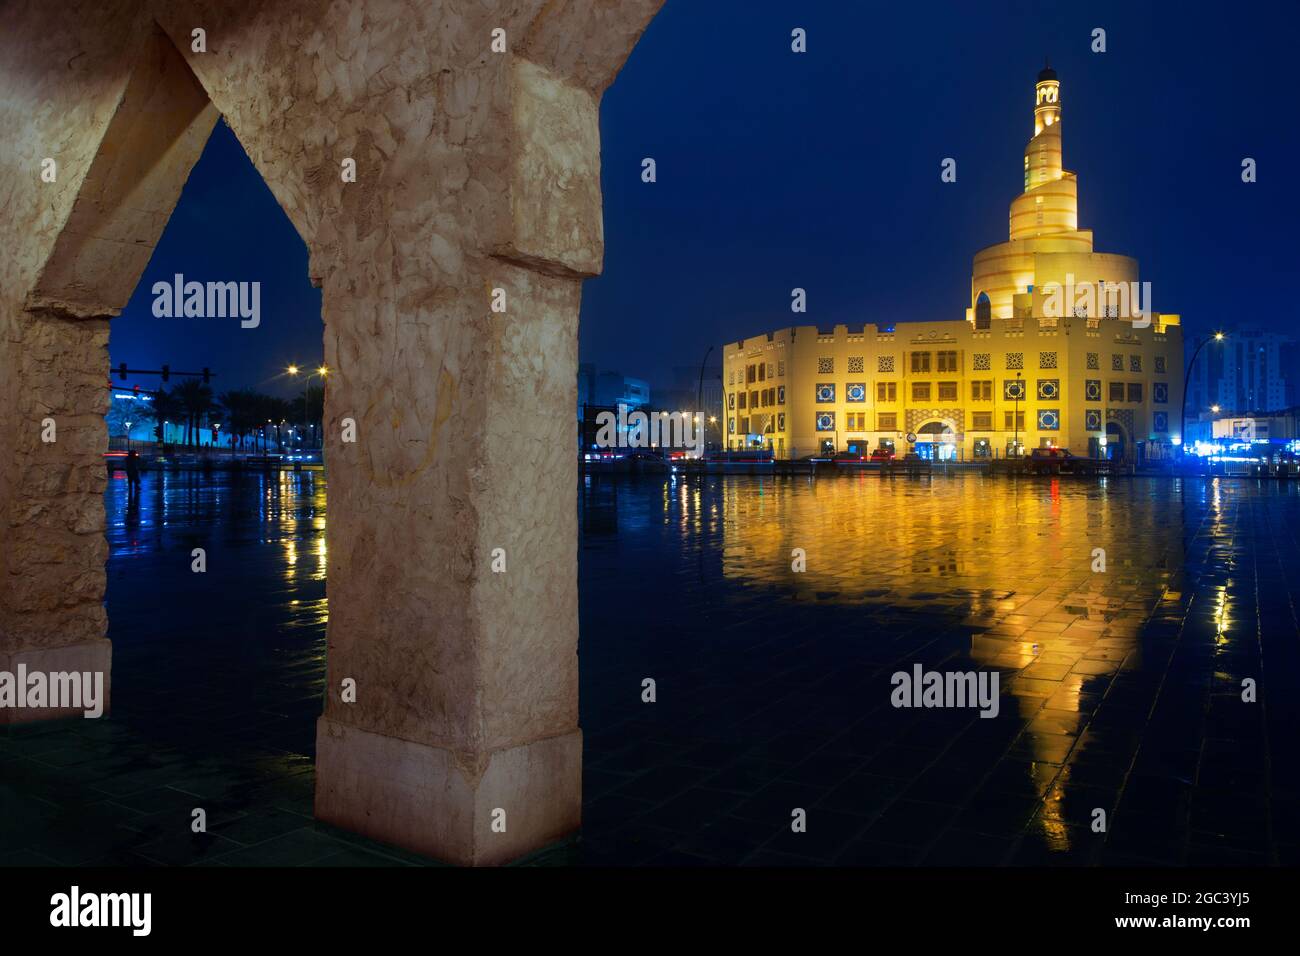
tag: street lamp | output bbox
[1180,331,1226,455]
[124,421,132,451]
[288,364,330,450]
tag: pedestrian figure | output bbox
[125,450,141,494]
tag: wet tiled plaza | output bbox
[2,469,1297,866]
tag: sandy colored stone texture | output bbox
[1,0,663,862]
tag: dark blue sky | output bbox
[111,0,1299,395]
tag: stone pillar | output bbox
[1,6,216,724]
[312,56,608,866]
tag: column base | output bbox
[0,639,112,725]
[314,717,581,866]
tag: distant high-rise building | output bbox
[1187,329,1296,414]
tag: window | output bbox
[971,380,992,401]
[1108,382,1124,402]
[758,363,765,382]
[1003,411,1025,430]
[876,381,896,402]
[974,292,991,330]
[815,383,835,403]
[1111,354,1124,371]
[911,382,931,402]
[848,356,864,373]
[847,412,866,430]
[1154,356,1166,374]
[972,412,993,431]
[1127,382,1143,403]
[878,412,897,431]
[1039,351,1058,369]
[1130,354,1142,373]
[877,355,895,373]
[747,364,757,384]
[938,382,958,402]
[750,391,759,410]
[973,353,991,371]
[937,350,958,372]
[818,357,834,374]
[1086,352,1099,370]
[1005,352,1024,370]
[911,352,931,373]
[738,392,747,409]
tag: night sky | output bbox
[109,0,1299,396]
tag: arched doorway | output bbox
[1105,421,1126,460]
[1,2,664,866]
[915,420,958,461]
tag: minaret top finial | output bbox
[1038,58,1057,82]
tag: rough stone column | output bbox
[311,55,612,866]
[0,4,215,723]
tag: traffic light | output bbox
[118,363,127,380]
[202,367,210,384]
[161,364,170,382]
[132,384,140,396]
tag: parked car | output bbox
[1025,447,1101,476]
[870,448,895,462]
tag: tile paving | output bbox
[2,469,1297,866]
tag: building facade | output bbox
[722,67,1185,461]
[1187,329,1297,415]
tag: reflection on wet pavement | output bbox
[2,469,1297,866]
[575,472,1297,866]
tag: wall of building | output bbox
[724,317,1183,459]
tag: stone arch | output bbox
[1,0,666,866]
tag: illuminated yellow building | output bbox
[722,66,1184,461]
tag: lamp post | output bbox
[288,364,329,452]
[124,421,132,452]
[1180,332,1225,456]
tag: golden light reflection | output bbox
[713,473,1187,847]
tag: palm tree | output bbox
[174,379,215,448]
[217,389,261,457]
[152,388,183,447]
